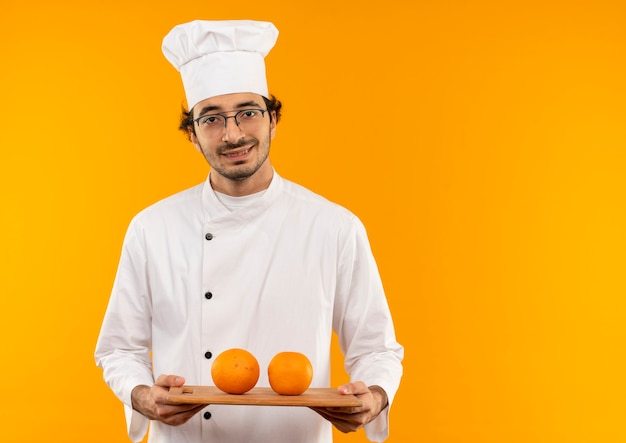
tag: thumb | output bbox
[155,374,186,388]
[337,384,352,395]
[338,381,368,395]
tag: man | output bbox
[95,20,403,443]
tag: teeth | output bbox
[225,148,250,157]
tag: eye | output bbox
[201,115,221,125]
[239,110,258,120]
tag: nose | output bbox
[222,115,244,143]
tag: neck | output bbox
[210,161,274,197]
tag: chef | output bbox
[95,19,403,443]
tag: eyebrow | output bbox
[196,100,263,117]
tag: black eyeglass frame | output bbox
[193,108,268,128]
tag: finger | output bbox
[170,403,206,417]
[312,405,362,417]
[157,402,206,419]
[155,374,186,388]
[170,403,208,414]
[163,404,207,426]
[310,408,361,433]
[338,381,368,396]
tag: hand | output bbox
[131,374,207,426]
[311,382,389,433]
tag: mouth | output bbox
[222,146,253,160]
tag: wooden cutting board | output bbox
[166,386,362,407]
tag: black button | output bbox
[205,233,213,240]
[203,411,212,420]
[205,351,213,359]
[205,292,213,300]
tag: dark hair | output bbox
[178,94,282,140]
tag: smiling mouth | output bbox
[223,147,251,158]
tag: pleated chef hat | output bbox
[162,20,279,110]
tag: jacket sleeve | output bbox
[332,214,404,442]
[94,218,154,442]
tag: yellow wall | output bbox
[1,1,625,442]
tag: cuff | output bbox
[124,401,150,442]
[364,403,390,442]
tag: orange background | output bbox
[1,1,625,442]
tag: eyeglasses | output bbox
[193,108,268,137]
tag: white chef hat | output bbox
[162,20,279,111]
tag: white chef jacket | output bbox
[95,171,403,443]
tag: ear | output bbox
[189,130,204,153]
[269,110,277,140]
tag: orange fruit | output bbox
[268,351,313,395]
[211,348,260,394]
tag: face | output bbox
[190,93,276,185]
